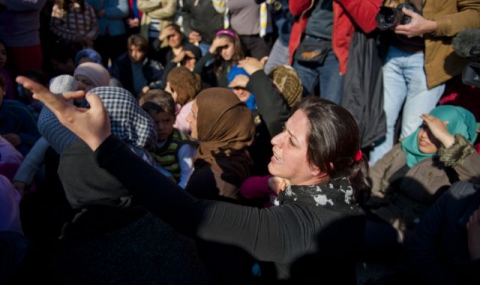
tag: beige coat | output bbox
[368,134,480,233]
[137,0,177,47]
[392,0,480,88]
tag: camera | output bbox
[376,3,420,30]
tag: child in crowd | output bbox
[165,66,201,135]
[228,64,256,110]
[194,29,244,88]
[139,89,197,189]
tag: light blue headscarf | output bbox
[401,105,478,168]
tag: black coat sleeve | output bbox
[247,70,290,137]
[95,135,297,262]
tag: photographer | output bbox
[369,0,480,165]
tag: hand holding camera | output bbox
[376,2,437,38]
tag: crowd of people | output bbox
[1,0,480,284]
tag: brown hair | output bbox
[139,89,176,116]
[127,34,149,53]
[167,66,201,106]
[214,29,245,79]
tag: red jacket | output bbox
[289,0,382,74]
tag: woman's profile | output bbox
[16,76,370,284]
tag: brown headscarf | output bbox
[195,88,255,182]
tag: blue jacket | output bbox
[0,100,40,156]
[86,0,129,36]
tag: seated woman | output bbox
[17,75,370,284]
[184,88,255,202]
[365,105,480,259]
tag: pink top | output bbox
[174,101,193,135]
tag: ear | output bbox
[310,164,328,180]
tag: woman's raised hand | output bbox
[420,113,455,149]
[16,76,111,151]
[238,57,264,75]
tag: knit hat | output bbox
[269,65,302,108]
[74,48,102,66]
[49,75,78,94]
[227,65,256,111]
[38,79,81,154]
[74,62,110,89]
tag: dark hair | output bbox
[165,23,183,35]
[214,29,245,79]
[297,97,370,204]
[128,34,149,53]
[139,89,176,116]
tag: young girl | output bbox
[193,29,245,88]
[50,0,99,48]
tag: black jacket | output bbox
[94,134,366,284]
[111,53,164,97]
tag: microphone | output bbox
[452,28,480,59]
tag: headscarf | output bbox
[269,65,303,108]
[401,105,478,168]
[86,87,157,149]
[40,87,159,209]
[74,48,102,66]
[40,86,157,154]
[195,88,255,180]
[74,62,110,89]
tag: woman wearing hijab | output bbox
[17,74,371,283]
[12,65,111,194]
[365,105,480,260]
[73,62,111,92]
[185,88,255,203]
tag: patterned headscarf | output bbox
[401,105,478,168]
[86,87,157,149]
[195,88,255,180]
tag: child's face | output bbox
[128,44,146,64]
[148,110,176,142]
[0,43,6,69]
[232,87,251,103]
[220,41,235,61]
